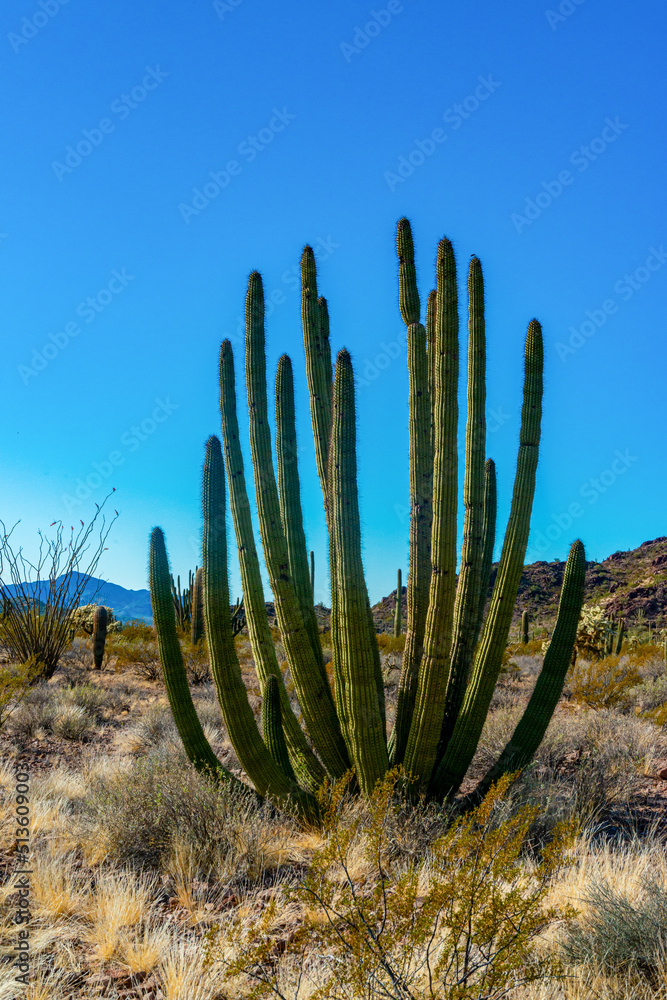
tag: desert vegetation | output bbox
[2,221,666,997]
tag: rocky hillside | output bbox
[369,537,667,637]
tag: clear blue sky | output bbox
[2,0,665,606]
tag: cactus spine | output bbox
[92,605,107,670]
[394,569,402,638]
[521,609,530,645]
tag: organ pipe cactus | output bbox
[394,569,402,638]
[191,567,204,644]
[150,218,586,820]
[521,609,530,645]
[92,605,107,670]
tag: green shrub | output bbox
[208,769,575,1000]
[51,703,94,740]
[563,876,667,983]
[85,748,286,881]
[564,654,642,710]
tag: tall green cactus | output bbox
[150,217,584,820]
[92,605,107,670]
[191,567,204,644]
[394,569,402,638]
[521,609,530,645]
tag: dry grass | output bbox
[1,642,666,998]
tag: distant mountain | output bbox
[6,537,666,634]
[4,573,152,623]
[371,537,667,636]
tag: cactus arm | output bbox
[244,273,350,780]
[191,567,204,644]
[149,526,233,781]
[473,458,497,641]
[465,539,586,804]
[330,349,389,795]
[310,550,315,600]
[218,340,327,791]
[613,618,624,656]
[389,219,433,766]
[521,609,530,645]
[436,256,488,757]
[275,353,325,667]
[431,319,544,802]
[262,673,297,782]
[92,605,107,670]
[403,237,459,792]
[301,249,333,494]
[394,569,402,638]
[202,436,319,823]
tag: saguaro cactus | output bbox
[92,606,107,670]
[150,218,585,820]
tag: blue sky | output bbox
[1,0,665,606]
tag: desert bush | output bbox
[209,769,575,1000]
[632,673,667,715]
[0,500,117,680]
[472,707,660,843]
[118,618,155,641]
[6,682,120,741]
[68,604,121,636]
[625,643,667,678]
[51,703,94,740]
[112,636,162,680]
[562,876,667,984]
[84,748,286,882]
[564,655,642,710]
[0,656,41,730]
[181,635,212,684]
[377,632,406,654]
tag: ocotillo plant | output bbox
[150,219,585,817]
[92,605,107,670]
[521,610,530,645]
[394,569,402,637]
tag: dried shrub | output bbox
[562,876,667,984]
[564,655,642,710]
[84,749,286,884]
[209,770,575,1000]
